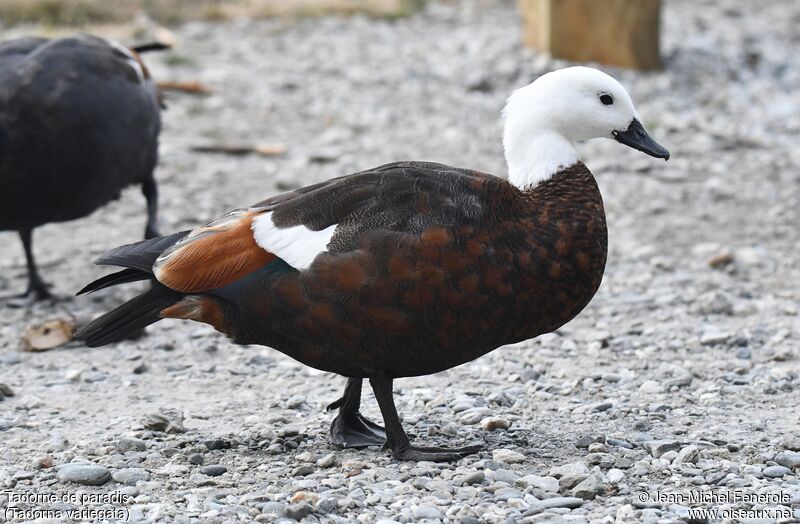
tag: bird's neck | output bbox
[504,130,580,191]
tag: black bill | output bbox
[613,119,670,160]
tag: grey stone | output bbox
[316,498,338,514]
[261,502,288,515]
[413,504,442,519]
[549,462,590,478]
[526,497,586,515]
[142,410,185,434]
[695,291,734,315]
[576,435,603,449]
[495,487,524,501]
[292,464,315,476]
[517,475,559,493]
[781,435,800,452]
[57,464,111,486]
[775,452,800,469]
[201,465,227,477]
[493,468,519,484]
[461,471,485,485]
[117,437,146,453]
[204,438,232,450]
[763,465,792,478]
[188,453,205,465]
[284,502,313,521]
[480,417,510,431]
[673,445,700,465]
[571,473,605,499]
[643,440,681,458]
[492,448,525,464]
[0,383,15,398]
[460,408,492,425]
[112,468,149,486]
[606,468,625,484]
[700,330,731,346]
[317,453,337,468]
[559,473,589,490]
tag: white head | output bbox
[502,66,669,189]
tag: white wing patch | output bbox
[251,212,336,270]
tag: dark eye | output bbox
[600,94,614,105]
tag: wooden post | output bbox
[518,0,662,70]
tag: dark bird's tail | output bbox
[74,231,189,347]
[75,283,181,347]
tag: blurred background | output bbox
[0,1,798,521]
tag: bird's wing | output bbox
[152,161,509,293]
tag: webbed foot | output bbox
[328,378,387,448]
[390,443,483,462]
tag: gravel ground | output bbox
[2,0,800,522]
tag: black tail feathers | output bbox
[75,282,181,347]
[76,268,149,296]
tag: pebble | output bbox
[317,453,337,468]
[117,437,147,453]
[57,464,111,486]
[762,465,792,478]
[571,473,605,499]
[461,471,485,485]
[517,475,558,493]
[492,449,526,464]
[781,435,800,452]
[525,497,586,515]
[204,438,232,450]
[292,464,315,476]
[0,383,15,399]
[460,408,492,425]
[112,467,150,486]
[494,487,524,501]
[606,468,625,484]
[643,440,681,458]
[284,502,313,521]
[413,504,442,520]
[142,410,185,434]
[201,465,227,477]
[188,453,205,465]
[775,451,800,469]
[549,462,590,478]
[316,498,338,514]
[493,468,519,484]
[480,417,510,431]
[559,473,589,490]
[673,445,699,465]
[700,329,731,346]
[575,435,603,449]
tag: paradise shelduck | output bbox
[76,67,669,462]
[0,34,165,300]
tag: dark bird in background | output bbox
[76,67,669,462]
[0,34,165,300]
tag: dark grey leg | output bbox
[369,375,482,462]
[19,228,52,300]
[142,176,159,239]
